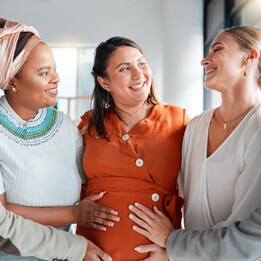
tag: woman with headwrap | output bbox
[0,18,118,261]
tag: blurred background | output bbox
[1,0,261,122]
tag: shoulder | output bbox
[242,103,261,135]
[47,107,67,125]
[160,103,189,126]
[240,104,261,145]
[49,107,76,126]
[187,108,214,129]
[78,110,92,130]
[80,110,92,121]
[48,107,80,135]
[254,104,261,129]
[162,103,186,113]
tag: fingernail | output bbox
[128,205,133,210]
[129,214,133,219]
[134,202,139,207]
[132,225,137,231]
[134,247,142,252]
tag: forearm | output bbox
[0,204,87,260]
[6,203,76,227]
[166,208,261,261]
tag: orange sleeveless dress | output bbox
[77,104,188,261]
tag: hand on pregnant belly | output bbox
[129,202,174,248]
[73,191,120,231]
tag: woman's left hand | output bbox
[134,244,169,261]
[128,202,174,248]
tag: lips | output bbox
[45,88,58,94]
[205,68,216,75]
[129,81,145,90]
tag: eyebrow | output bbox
[38,64,56,72]
[38,66,50,72]
[209,41,222,51]
[115,56,145,69]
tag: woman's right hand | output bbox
[82,240,112,261]
[73,192,120,231]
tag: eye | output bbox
[214,49,219,53]
[138,58,147,66]
[120,67,129,72]
[213,47,222,53]
[41,71,48,76]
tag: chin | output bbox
[49,98,58,106]
[44,101,57,109]
[204,81,213,90]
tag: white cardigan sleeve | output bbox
[167,207,261,261]
[0,202,87,261]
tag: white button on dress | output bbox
[135,159,143,167]
[151,193,160,202]
[122,134,129,141]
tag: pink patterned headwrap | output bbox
[0,18,41,90]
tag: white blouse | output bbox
[181,103,261,229]
[0,95,86,207]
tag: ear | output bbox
[97,76,111,91]
[7,80,17,93]
[244,48,259,65]
[7,79,16,89]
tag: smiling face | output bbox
[201,33,248,92]
[9,42,59,117]
[98,46,152,108]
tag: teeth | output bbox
[45,88,57,93]
[207,69,215,74]
[130,86,139,89]
[130,82,144,89]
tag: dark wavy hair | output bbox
[84,36,159,139]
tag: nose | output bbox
[200,56,210,67]
[51,70,60,83]
[132,66,143,79]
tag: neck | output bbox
[116,102,147,121]
[5,94,38,121]
[115,101,152,131]
[218,97,259,130]
[219,95,258,121]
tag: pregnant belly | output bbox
[77,190,169,261]
[77,177,181,260]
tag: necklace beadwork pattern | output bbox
[219,99,259,130]
[0,105,63,146]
